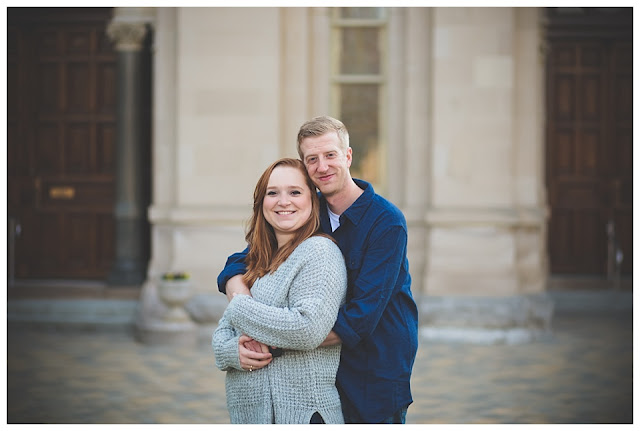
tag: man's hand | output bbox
[238,334,272,371]
[320,330,342,347]
[226,274,251,301]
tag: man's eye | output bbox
[307,157,317,164]
[327,153,336,158]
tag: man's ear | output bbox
[345,147,353,168]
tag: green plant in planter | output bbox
[158,271,193,322]
[161,272,190,281]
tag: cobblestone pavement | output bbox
[7,310,633,424]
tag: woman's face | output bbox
[262,165,313,247]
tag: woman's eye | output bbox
[267,191,277,196]
[291,190,301,196]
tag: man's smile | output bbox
[318,174,334,181]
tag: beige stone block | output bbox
[435,7,511,27]
[149,224,175,273]
[473,56,513,88]
[433,61,473,95]
[467,26,514,56]
[515,228,547,294]
[433,27,450,59]
[432,167,514,208]
[173,226,247,289]
[514,177,539,206]
[423,225,540,296]
[172,8,282,206]
[425,271,519,296]
[428,226,516,272]
[469,88,513,120]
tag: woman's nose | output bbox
[278,195,290,205]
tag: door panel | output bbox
[547,42,607,275]
[545,8,633,276]
[609,42,633,274]
[7,8,117,279]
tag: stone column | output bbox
[419,8,553,344]
[106,9,152,285]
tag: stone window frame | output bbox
[329,7,389,194]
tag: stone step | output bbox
[7,299,138,331]
[547,289,633,312]
[7,289,632,333]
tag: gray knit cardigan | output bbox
[212,236,347,424]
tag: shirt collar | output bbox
[322,178,373,227]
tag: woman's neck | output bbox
[275,233,293,249]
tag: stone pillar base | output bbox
[419,293,554,344]
[134,279,199,346]
[135,319,198,347]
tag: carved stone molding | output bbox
[107,21,148,51]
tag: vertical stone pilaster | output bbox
[310,7,331,114]
[419,8,553,343]
[106,9,154,285]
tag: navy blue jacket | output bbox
[217,179,419,423]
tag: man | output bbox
[217,116,418,423]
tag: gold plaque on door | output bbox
[49,186,76,199]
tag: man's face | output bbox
[299,131,352,198]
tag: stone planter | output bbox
[157,278,193,322]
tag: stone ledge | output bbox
[418,293,554,344]
[135,319,199,346]
[419,293,554,328]
[547,289,633,312]
[420,326,551,345]
[7,299,137,332]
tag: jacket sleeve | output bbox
[332,224,408,349]
[211,315,243,371]
[217,246,249,294]
[225,240,347,351]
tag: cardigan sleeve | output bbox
[225,238,347,351]
[211,315,243,371]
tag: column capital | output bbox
[107,7,155,51]
[107,21,148,52]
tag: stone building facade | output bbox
[107,7,557,343]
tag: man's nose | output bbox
[317,157,329,172]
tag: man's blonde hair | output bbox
[296,116,350,159]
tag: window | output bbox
[331,7,388,189]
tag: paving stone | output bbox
[6,310,633,424]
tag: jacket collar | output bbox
[320,178,373,227]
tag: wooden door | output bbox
[7,8,117,279]
[545,8,632,276]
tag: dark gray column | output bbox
[106,20,150,285]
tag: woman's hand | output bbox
[238,334,272,371]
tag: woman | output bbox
[212,158,347,424]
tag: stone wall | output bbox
[126,6,552,344]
